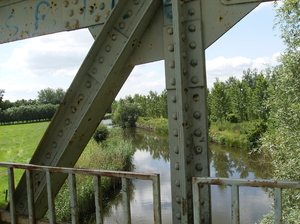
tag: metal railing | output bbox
[193,177,300,224]
[0,162,162,224]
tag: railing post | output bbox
[46,171,56,224]
[231,185,240,224]
[152,175,162,224]
[94,175,103,224]
[122,177,131,224]
[7,167,17,224]
[274,187,282,224]
[192,179,201,223]
[68,173,78,224]
[25,170,35,224]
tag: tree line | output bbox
[0,88,65,125]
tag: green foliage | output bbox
[0,104,58,125]
[111,96,140,128]
[37,87,66,105]
[246,121,267,151]
[93,123,109,144]
[0,89,4,104]
[260,1,300,222]
[136,117,169,134]
[54,130,135,222]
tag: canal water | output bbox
[103,126,273,224]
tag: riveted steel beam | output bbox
[163,0,211,223]
[13,0,161,217]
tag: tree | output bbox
[260,1,300,222]
[37,88,66,105]
[0,89,4,104]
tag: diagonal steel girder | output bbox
[13,0,161,217]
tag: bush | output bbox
[247,121,267,151]
[93,124,109,144]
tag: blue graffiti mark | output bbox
[111,0,115,9]
[23,6,28,15]
[164,6,173,23]
[83,0,87,19]
[5,10,19,35]
[35,1,50,30]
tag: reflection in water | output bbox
[104,128,273,224]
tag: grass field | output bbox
[0,122,50,208]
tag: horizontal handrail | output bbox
[0,162,162,224]
[193,177,300,224]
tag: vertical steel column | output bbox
[163,0,211,223]
[94,175,103,224]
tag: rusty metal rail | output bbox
[193,177,300,224]
[0,162,162,224]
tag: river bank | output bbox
[136,117,252,149]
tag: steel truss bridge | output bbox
[1,0,298,224]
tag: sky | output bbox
[0,2,284,102]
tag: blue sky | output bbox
[0,2,284,102]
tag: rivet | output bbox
[190,59,198,67]
[72,19,79,27]
[194,129,201,137]
[58,130,63,137]
[71,106,77,113]
[72,0,78,5]
[184,103,189,111]
[127,10,133,17]
[79,8,84,14]
[98,57,104,63]
[188,24,196,32]
[171,95,176,102]
[64,21,69,28]
[193,111,201,119]
[100,3,105,10]
[172,112,177,120]
[169,78,176,85]
[105,45,111,52]
[186,139,190,147]
[35,173,39,179]
[191,76,198,84]
[92,68,97,74]
[69,10,74,17]
[182,51,187,59]
[86,81,92,88]
[183,68,188,75]
[181,33,186,41]
[176,212,181,219]
[168,44,174,52]
[188,8,195,16]
[195,146,202,154]
[195,163,203,171]
[175,196,181,203]
[167,27,173,35]
[52,142,57,148]
[169,60,175,68]
[173,129,178,137]
[201,199,205,205]
[65,118,70,125]
[94,15,100,22]
[111,34,117,41]
[119,22,125,29]
[173,146,179,154]
[89,6,94,12]
[46,153,51,159]
[189,41,197,49]
[78,94,84,101]
[134,0,140,4]
[175,179,180,187]
[186,156,191,164]
[193,93,200,101]
[174,162,179,170]
[63,1,69,7]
